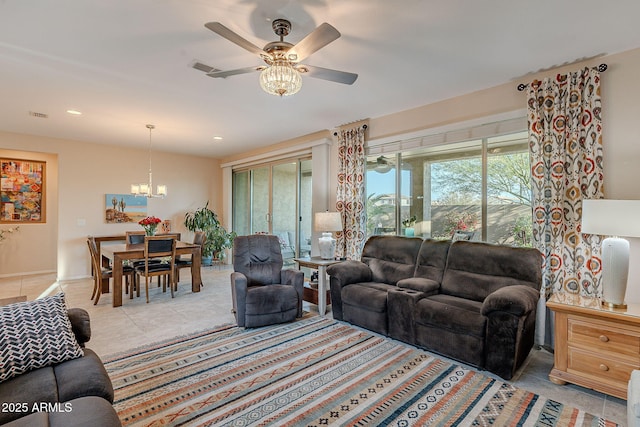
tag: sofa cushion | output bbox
[342,282,396,313]
[0,365,58,424]
[440,241,542,302]
[244,285,299,328]
[361,236,423,285]
[414,295,487,367]
[413,239,451,283]
[0,293,83,383]
[3,396,121,427]
[415,294,485,338]
[342,282,395,335]
[54,348,115,403]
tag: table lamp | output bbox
[581,199,640,308]
[315,211,342,259]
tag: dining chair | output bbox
[126,230,164,295]
[134,235,177,303]
[125,230,146,244]
[87,236,134,305]
[175,231,205,284]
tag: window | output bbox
[232,157,312,265]
[365,130,532,246]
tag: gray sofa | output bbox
[327,235,542,380]
[0,308,120,427]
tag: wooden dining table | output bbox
[100,240,202,307]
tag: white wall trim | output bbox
[221,138,332,169]
[367,109,527,151]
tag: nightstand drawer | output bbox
[568,347,638,384]
[568,318,640,358]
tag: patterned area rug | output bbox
[104,316,618,426]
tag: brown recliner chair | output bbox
[230,234,304,328]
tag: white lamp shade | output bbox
[314,212,342,232]
[157,185,167,196]
[582,199,640,237]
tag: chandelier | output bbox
[131,124,167,198]
[259,58,302,97]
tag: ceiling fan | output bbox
[192,18,358,96]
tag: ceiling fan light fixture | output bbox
[259,59,302,97]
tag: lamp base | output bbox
[318,232,336,260]
[601,236,629,309]
[601,300,628,309]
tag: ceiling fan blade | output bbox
[299,65,358,85]
[287,23,340,63]
[204,22,265,57]
[190,61,219,73]
[206,66,261,78]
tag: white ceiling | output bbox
[1,0,640,158]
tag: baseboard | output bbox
[0,269,56,279]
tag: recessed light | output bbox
[213,136,223,140]
[66,109,82,115]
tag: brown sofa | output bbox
[327,235,542,379]
[0,308,120,427]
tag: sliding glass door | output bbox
[232,157,312,265]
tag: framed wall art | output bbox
[1,158,46,223]
[105,193,147,223]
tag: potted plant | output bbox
[184,202,236,265]
[402,215,417,236]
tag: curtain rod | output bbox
[516,63,607,91]
[333,124,367,136]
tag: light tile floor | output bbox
[0,268,627,425]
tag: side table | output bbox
[547,293,640,399]
[294,257,342,316]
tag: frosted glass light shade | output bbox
[259,60,302,97]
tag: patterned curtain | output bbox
[527,67,604,347]
[335,125,367,260]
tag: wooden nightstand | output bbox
[547,293,640,399]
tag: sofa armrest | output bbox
[231,272,248,327]
[67,308,91,347]
[326,261,372,321]
[397,277,440,295]
[481,285,539,317]
[326,261,372,285]
[281,269,305,317]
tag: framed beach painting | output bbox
[105,194,147,223]
[0,158,46,223]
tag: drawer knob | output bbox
[599,364,609,371]
[599,335,609,342]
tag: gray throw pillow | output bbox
[0,293,83,382]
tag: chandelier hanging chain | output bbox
[147,124,154,192]
[131,124,166,198]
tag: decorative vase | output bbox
[144,225,157,236]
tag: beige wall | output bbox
[0,131,221,280]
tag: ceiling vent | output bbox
[28,111,48,119]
